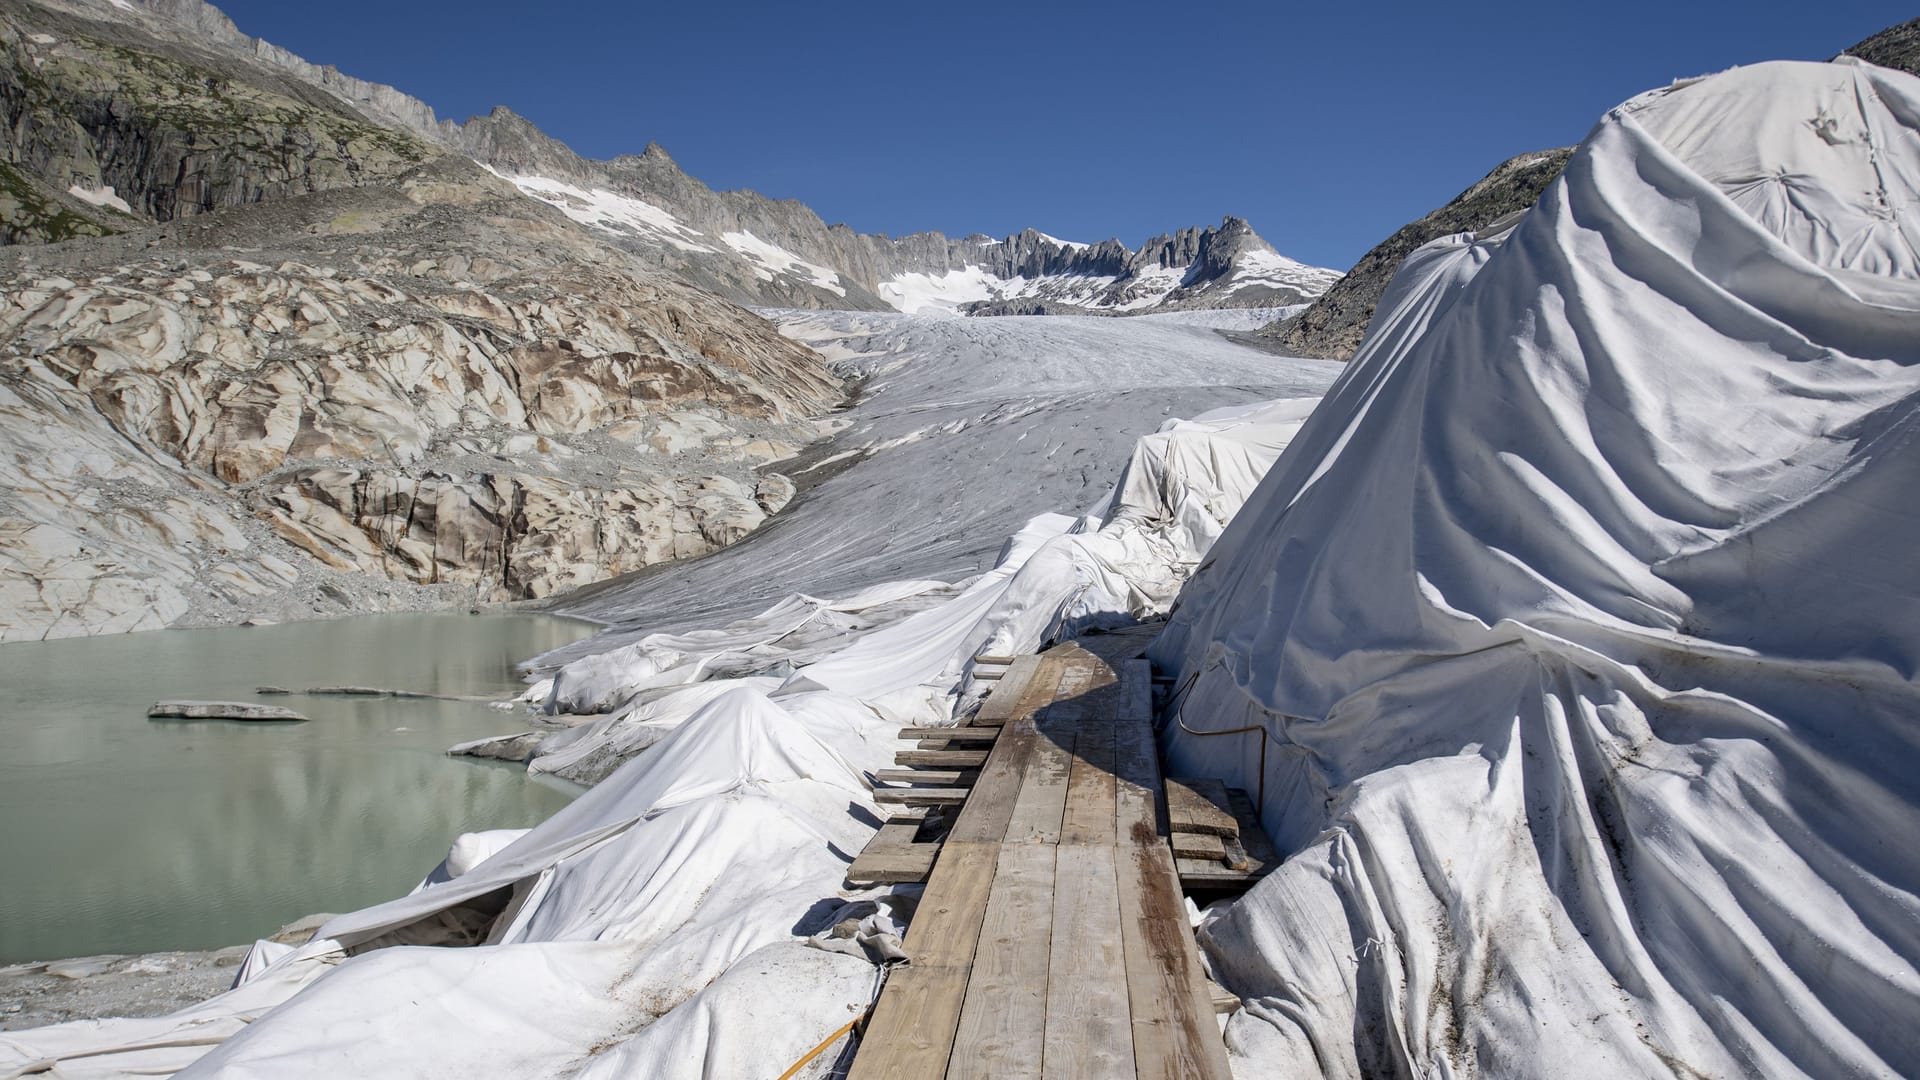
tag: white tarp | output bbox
[1153,59,1920,1077]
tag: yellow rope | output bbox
[775,1014,863,1080]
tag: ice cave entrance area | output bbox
[0,613,596,963]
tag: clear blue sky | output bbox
[212,0,1912,269]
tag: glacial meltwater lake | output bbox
[0,613,598,963]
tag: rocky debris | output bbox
[1250,147,1575,361]
[148,699,308,720]
[1844,16,1920,72]
[0,913,335,1031]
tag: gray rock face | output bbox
[1843,17,1920,73]
[1251,148,1575,361]
[147,700,308,721]
[0,0,436,238]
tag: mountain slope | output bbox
[1250,147,1573,359]
[0,0,845,640]
[1,0,1335,316]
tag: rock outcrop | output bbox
[1250,147,1574,360]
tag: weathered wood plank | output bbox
[974,655,1055,726]
[1176,858,1273,886]
[1206,978,1242,1015]
[947,843,1056,1079]
[1060,718,1118,846]
[875,787,971,806]
[946,729,1035,844]
[902,726,1000,743]
[902,841,999,966]
[1165,777,1239,838]
[1002,698,1078,845]
[1170,832,1228,860]
[896,749,989,768]
[1115,839,1234,1079]
[874,768,977,786]
[848,845,940,885]
[849,965,973,1080]
[1120,659,1154,723]
[973,653,1018,665]
[948,664,1067,844]
[1042,844,1135,1079]
[1112,718,1165,843]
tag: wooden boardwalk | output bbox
[847,634,1236,1079]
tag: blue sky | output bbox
[212,0,1912,269]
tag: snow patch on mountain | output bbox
[490,170,715,253]
[719,231,847,297]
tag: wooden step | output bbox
[895,749,989,768]
[1166,776,1240,838]
[900,726,999,742]
[1206,978,1241,1015]
[973,653,1017,665]
[1170,832,1227,861]
[848,842,941,885]
[875,768,977,786]
[1176,787,1278,888]
[875,787,971,806]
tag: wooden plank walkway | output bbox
[848,639,1233,1080]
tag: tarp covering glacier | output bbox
[0,315,1332,1076]
[1153,58,1920,1077]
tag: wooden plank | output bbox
[1041,844,1135,1079]
[975,655,1054,725]
[874,768,977,786]
[896,749,988,768]
[947,663,1067,844]
[947,843,1056,1079]
[848,845,940,885]
[1206,978,1241,1015]
[902,726,1000,742]
[1115,839,1234,1079]
[1105,657,1159,841]
[946,728,1035,843]
[850,964,972,1080]
[903,841,999,966]
[1170,832,1227,860]
[1175,858,1272,887]
[1165,777,1239,838]
[875,787,970,806]
[973,653,1018,665]
[1002,696,1078,845]
[1120,659,1154,723]
[1059,714,1118,846]
[974,670,1004,681]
